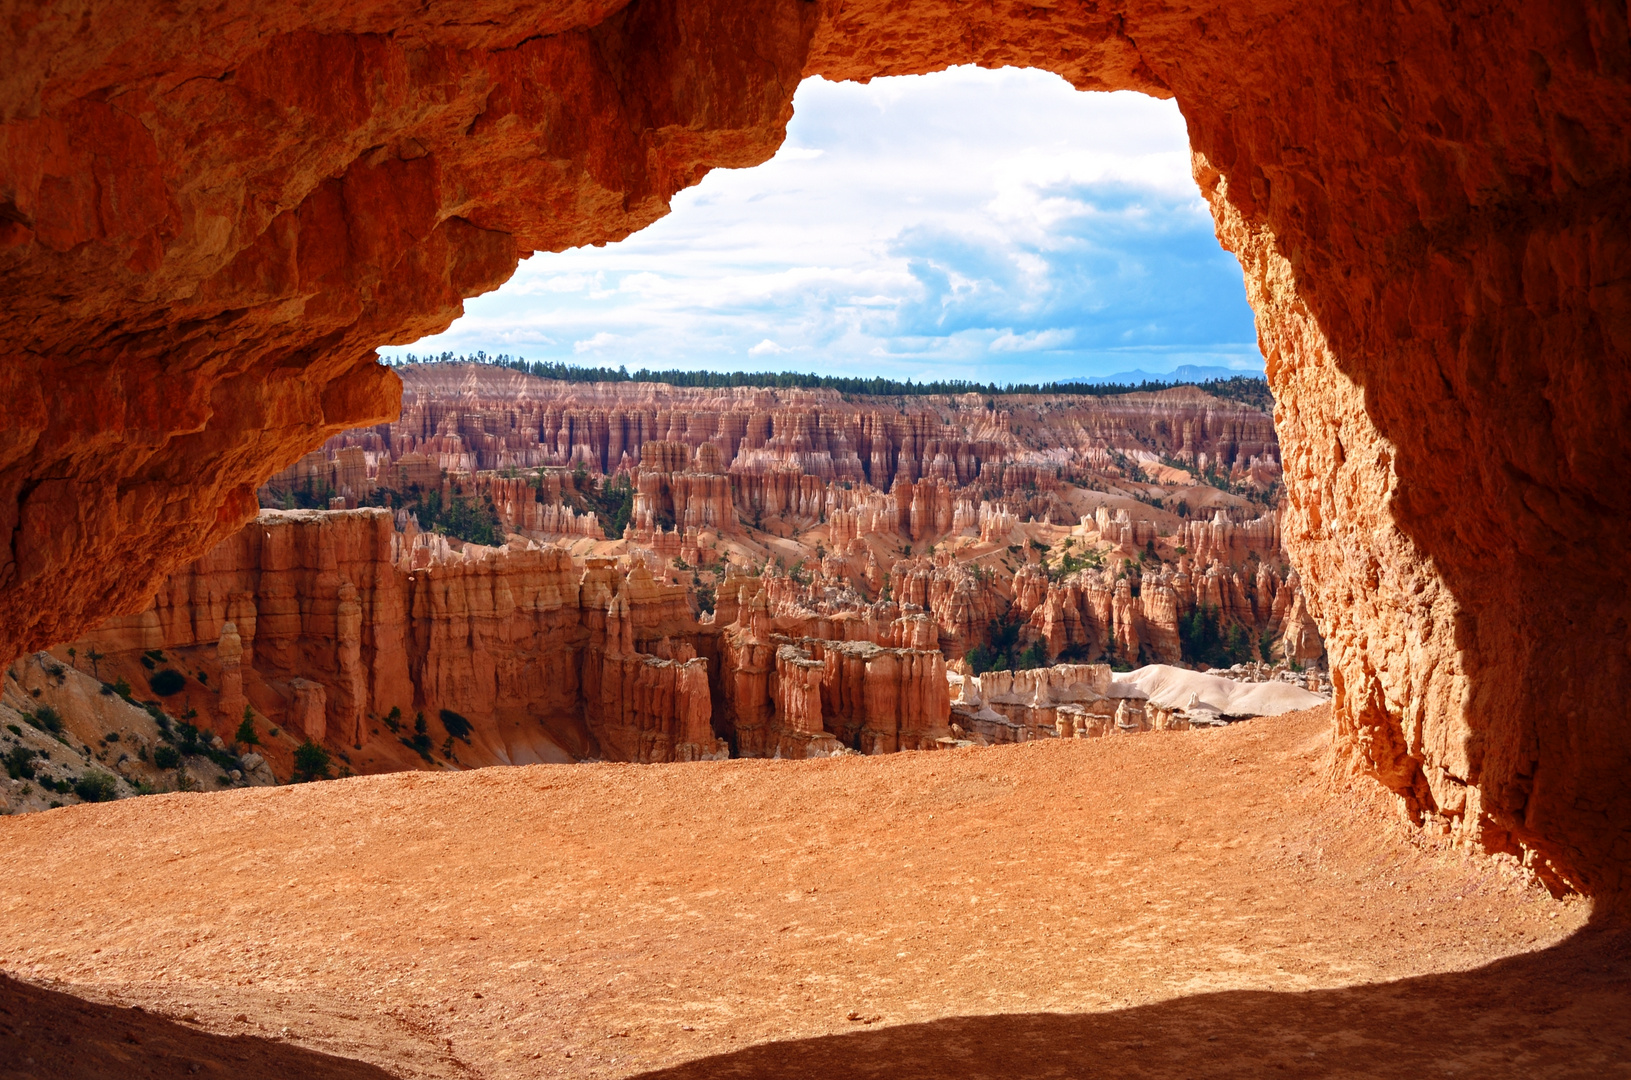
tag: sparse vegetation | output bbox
[366,485,505,546]
[438,709,472,743]
[390,354,1270,404]
[25,706,64,739]
[72,770,119,803]
[148,669,186,696]
[401,712,434,761]
[291,741,332,783]
[1178,605,1254,669]
[4,745,36,780]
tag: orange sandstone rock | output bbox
[2,1,1628,895]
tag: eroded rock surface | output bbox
[3,2,1628,891]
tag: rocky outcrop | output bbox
[2,2,1626,892]
[72,509,732,773]
[949,663,1186,744]
[0,653,260,814]
[713,575,950,758]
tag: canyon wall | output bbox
[280,366,1275,495]
[2,2,1627,893]
[74,509,953,772]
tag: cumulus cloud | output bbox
[382,67,1261,382]
[990,328,1076,352]
[573,332,619,354]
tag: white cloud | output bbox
[573,332,619,354]
[990,328,1076,352]
[383,67,1260,383]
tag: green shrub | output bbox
[112,677,133,700]
[148,669,186,696]
[400,731,433,761]
[26,706,63,736]
[438,709,472,742]
[291,740,331,783]
[384,706,402,733]
[235,715,259,746]
[5,723,20,736]
[152,744,181,770]
[4,745,36,780]
[73,771,119,802]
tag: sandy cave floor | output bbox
[0,706,1626,1079]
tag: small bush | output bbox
[26,706,63,735]
[140,655,156,670]
[149,669,186,696]
[384,706,402,733]
[112,677,133,700]
[152,744,181,770]
[235,715,259,746]
[5,723,20,736]
[4,745,36,780]
[291,740,331,783]
[73,771,119,803]
[438,709,472,742]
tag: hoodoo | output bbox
[1,2,1628,896]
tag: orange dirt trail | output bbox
[1,706,1625,1079]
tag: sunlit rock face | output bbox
[3,1,1628,893]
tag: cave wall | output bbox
[3,0,1628,893]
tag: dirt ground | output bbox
[1,706,1625,1079]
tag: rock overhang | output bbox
[1,0,1627,897]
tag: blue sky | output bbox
[381,67,1263,383]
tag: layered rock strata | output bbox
[73,509,957,773]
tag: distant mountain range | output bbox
[1062,365,1265,385]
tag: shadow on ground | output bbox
[635,926,1631,1080]
[2,928,1625,1079]
[0,975,395,1080]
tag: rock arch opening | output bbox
[1,0,1627,899]
[386,67,1260,388]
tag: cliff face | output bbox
[75,508,953,773]
[77,510,596,771]
[3,2,1629,893]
